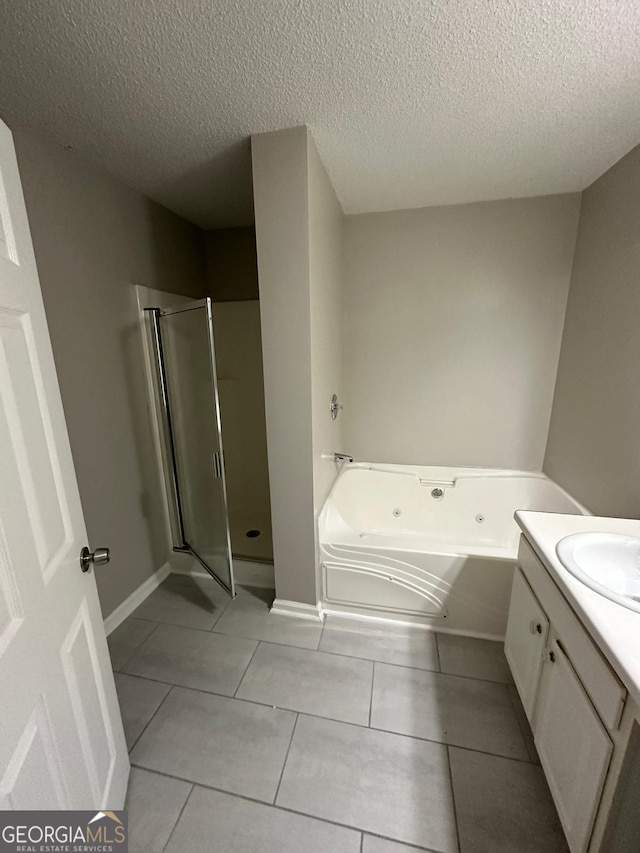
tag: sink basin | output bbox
[556,532,640,614]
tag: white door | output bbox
[0,118,129,809]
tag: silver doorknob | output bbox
[80,546,110,573]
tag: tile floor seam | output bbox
[140,619,222,636]
[272,713,299,805]
[312,643,443,673]
[359,831,363,853]
[207,625,510,687]
[367,720,529,766]
[366,656,514,688]
[210,588,236,630]
[368,662,375,727]
[126,677,537,765]
[126,674,378,735]
[127,684,175,755]
[445,745,462,853]
[209,628,321,651]
[362,829,447,853]
[128,763,445,852]
[133,592,507,687]
[114,670,179,689]
[159,781,195,853]
[115,620,162,675]
[232,639,262,698]
[110,614,159,631]
[126,610,484,679]
[434,631,443,672]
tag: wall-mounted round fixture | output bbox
[330,393,343,420]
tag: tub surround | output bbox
[514,510,640,708]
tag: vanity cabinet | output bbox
[504,568,549,720]
[505,537,628,853]
[534,633,613,853]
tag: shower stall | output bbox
[146,297,235,595]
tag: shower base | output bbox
[229,510,274,563]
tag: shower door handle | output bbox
[212,451,222,479]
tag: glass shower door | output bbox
[153,298,234,594]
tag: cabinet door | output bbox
[504,567,549,720]
[535,640,613,853]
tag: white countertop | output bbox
[515,510,640,709]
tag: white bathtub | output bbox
[319,464,587,638]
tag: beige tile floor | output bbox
[108,574,569,853]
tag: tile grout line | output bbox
[123,587,512,686]
[129,611,512,687]
[363,828,449,853]
[128,764,444,853]
[368,662,375,727]
[120,675,535,766]
[434,631,442,672]
[209,589,235,632]
[210,629,348,655]
[127,684,175,755]
[272,713,299,805]
[159,782,195,853]
[114,620,162,672]
[316,617,326,650]
[445,745,462,853]
[133,619,219,636]
[122,586,524,851]
[233,639,261,698]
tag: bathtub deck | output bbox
[110,576,568,852]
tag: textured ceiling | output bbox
[0,1,639,228]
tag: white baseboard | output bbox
[104,561,171,636]
[270,599,324,622]
[171,558,275,590]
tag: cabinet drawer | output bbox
[505,567,549,721]
[518,537,626,730]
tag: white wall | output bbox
[252,127,317,605]
[544,143,640,518]
[343,195,581,471]
[14,130,207,619]
[252,126,345,606]
[308,136,345,523]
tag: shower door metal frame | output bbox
[146,297,235,596]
